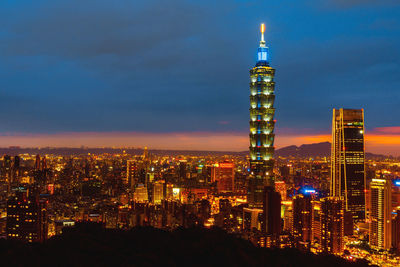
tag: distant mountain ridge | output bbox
[0,143,392,159]
[275,142,391,159]
[275,142,331,158]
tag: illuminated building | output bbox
[143,146,149,160]
[35,154,41,170]
[165,183,174,200]
[178,160,187,181]
[262,186,281,239]
[248,23,276,208]
[211,162,235,193]
[369,178,392,250]
[320,197,344,254]
[2,155,12,193]
[331,108,366,221]
[243,208,263,231]
[343,210,353,236]
[392,209,400,253]
[282,201,293,232]
[311,201,321,244]
[6,188,48,243]
[126,160,136,187]
[55,220,75,235]
[13,155,20,184]
[134,184,148,202]
[292,194,312,249]
[274,181,286,201]
[153,181,164,204]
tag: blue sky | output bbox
[0,0,399,150]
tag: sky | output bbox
[0,0,399,154]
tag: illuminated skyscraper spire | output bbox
[257,23,269,65]
[260,23,266,47]
[248,23,276,208]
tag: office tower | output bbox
[320,197,344,254]
[13,156,20,183]
[275,181,287,200]
[292,194,312,249]
[311,200,321,244]
[143,146,149,160]
[262,186,281,236]
[41,156,47,171]
[331,108,366,221]
[2,155,12,194]
[35,154,41,170]
[133,184,148,202]
[178,160,187,181]
[211,162,235,193]
[6,188,48,242]
[216,199,233,229]
[153,181,164,204]
[164,183,174,200]
[343,210,354,236]
[369,178,392,250]
[248,23,276,208]
[243,207,263,231]
[392,209,400,253]
[282,202,293,232]
[126,160,136,187]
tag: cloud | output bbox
[328,0,400,8]
[0,0,399,138]
[372,127,400,134]
[1,0,203,59]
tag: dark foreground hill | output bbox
[0,223,370,267]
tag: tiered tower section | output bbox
[248,24,276,208]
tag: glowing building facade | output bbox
[248,24,276,208]
[369,178,392,250]
[320,197,344,254]
[331,108,366,221]
[211,162,235,193]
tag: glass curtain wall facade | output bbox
[331,108,366,221]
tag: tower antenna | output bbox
[260,23,266,47]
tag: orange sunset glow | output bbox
[0,128,399,155]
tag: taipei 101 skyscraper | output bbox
[248,24,276,208]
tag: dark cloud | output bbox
[0,0,399,136]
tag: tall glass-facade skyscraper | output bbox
[248,24,276,208]
[331,108,366,221]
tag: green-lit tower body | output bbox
[248,24,276,208]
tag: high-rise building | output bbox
[143,146,149,160]
[6,188,48,242]
[274,181,287,201]
[35,154,41,171]
[331,108,366,221]
[178,160,187,182]
[392,209,400,253]
[262,186,281,236]
[292,194,312,249]
[320,197,344,254]
[211,162,235,193]
[243,207,263,231]
[248,23,276,208]
[13,156,20,184]
[153,181,164,205]
[311,200,321,244]
[369,178,392,250]
[126,160,136,187]
[133,184,148,203]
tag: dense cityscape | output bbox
[0,23,399,266]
